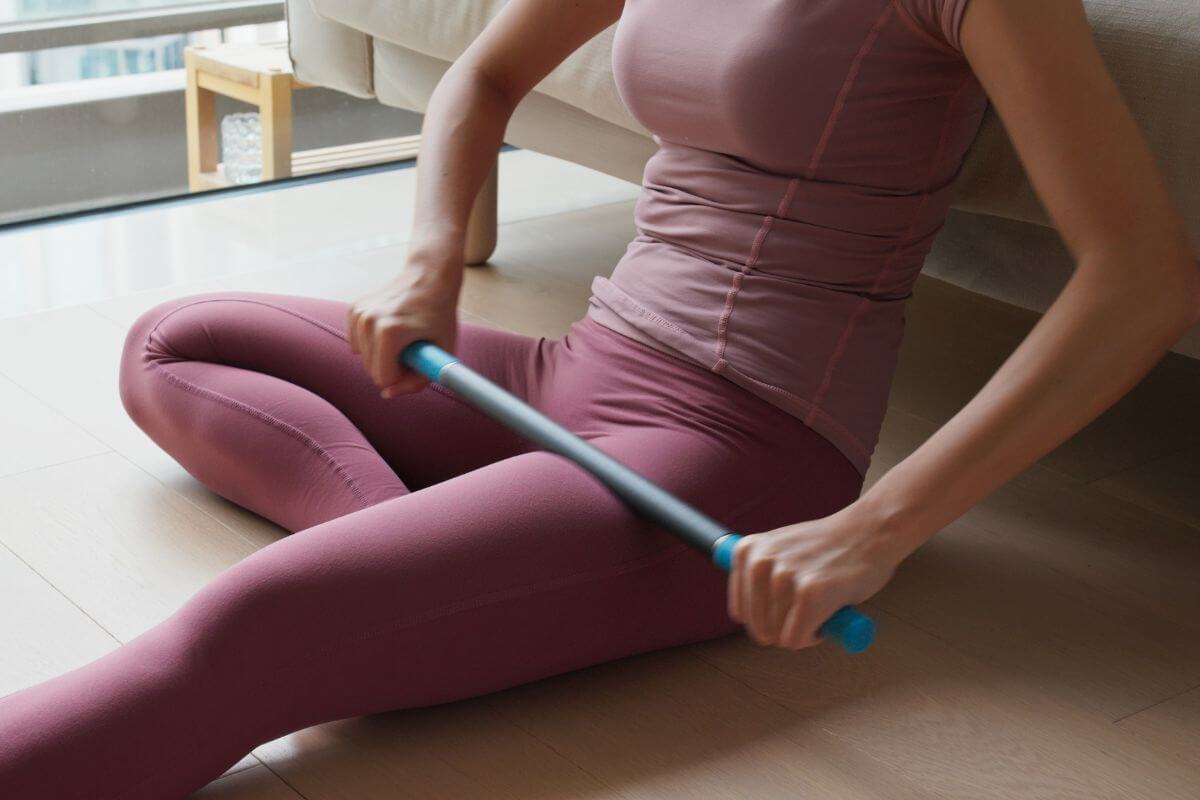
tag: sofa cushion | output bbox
[952,0,1200,250]
[312,0,1199,252]
[309,0,647,138]
[372,40,657,185]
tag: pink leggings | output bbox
[0,291,863,798]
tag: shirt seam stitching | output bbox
[712,0,895,373]
[806,73,977,422]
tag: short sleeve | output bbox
[898,0,973,54]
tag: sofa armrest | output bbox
[285,0,375,99]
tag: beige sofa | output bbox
[285,0,1200,358]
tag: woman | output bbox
[2,0,1196,796]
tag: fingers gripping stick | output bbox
[711,534,874,653]
[401,341,876,654]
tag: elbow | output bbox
[1085,240,1200,330]
[452,59,522,115]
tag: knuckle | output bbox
[804,575,834,597]
[376,316,405,335]
[747,547,774,571]
[791,581,818,607]
[770,566,794,593]
[733,548,752,575]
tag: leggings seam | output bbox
[146,296,348,350]
[142,295,373,506]
[146,296,530,458]
[424,381,534,454]
[594,279,870,464]
[718,361,872,466]
[257,543,694,686]
[146,362,372,506]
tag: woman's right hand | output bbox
[347,256,462,398]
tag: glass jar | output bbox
[220,111,263,185]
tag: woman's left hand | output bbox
[728,501,913,649]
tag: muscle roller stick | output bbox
[401,340,876,654]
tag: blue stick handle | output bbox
[402,341,875,654]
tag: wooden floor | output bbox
[1,150,1198,798]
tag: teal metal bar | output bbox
[401,340,875,654]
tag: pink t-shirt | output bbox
[586,0,989,476]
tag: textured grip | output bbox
[817,606,876,655]
[712,534,875,654]
[403,342,458,381]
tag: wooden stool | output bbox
[183,41,498,264]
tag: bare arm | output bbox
[731,0,1200,649]
[861,0,1200,549]
[348,0,625,395]
[406,0,626,270]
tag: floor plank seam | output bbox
[6,308,295,557]
[431,749,488,790]
[694,643,816,717]
[694,637,958,800]
[1112,680,1200,725]
[0,448,113,484]
[109,450,281,555]
[218,758,260,780]
[491,703,636,799]
[0,534,123,647]
[255,759,314,800]
[0,368,111,463]
[971,462,1200,548]
[1081,439,1200,487]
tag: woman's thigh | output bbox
[180,423,849,729]
[157,448,730,747]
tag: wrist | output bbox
[396,254,463,303]
[844,480,934,561]
[408,225,467,264]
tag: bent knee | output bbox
[118,292,245,431]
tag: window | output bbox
[0,2,421,226]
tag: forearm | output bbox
[859,252,1200,557]
[404,63,515,293]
